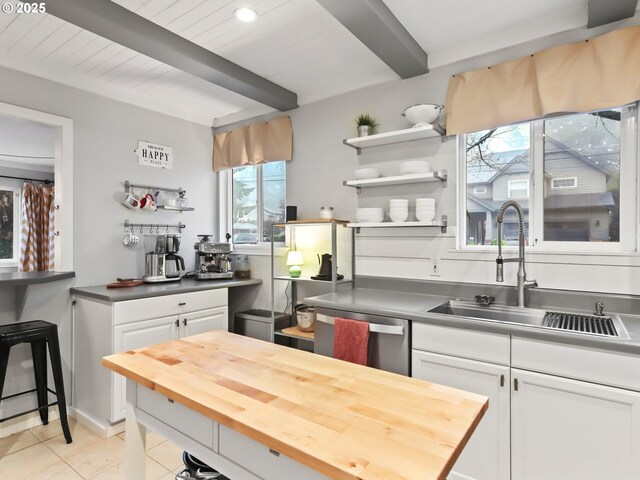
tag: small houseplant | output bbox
[355,113,378,137]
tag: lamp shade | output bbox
[286,251,303,266]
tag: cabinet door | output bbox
[181,307,228,337]
[412,350,510,480]
[112,315,179,422]
[512,368,640,480]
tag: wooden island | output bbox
[103,331,488,480]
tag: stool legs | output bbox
[47,331,72,444]
[31,340,49,425]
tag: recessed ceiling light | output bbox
[234,7,258,22]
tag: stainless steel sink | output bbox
[428,300,630,339]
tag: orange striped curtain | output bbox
[19,183,55,272]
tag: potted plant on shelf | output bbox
[355,113,378,137]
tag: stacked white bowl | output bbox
[354,167,380,180]
[416,198,436,222]
[389,199,409,222]
[356,207,384,223]
[399,160,430,175]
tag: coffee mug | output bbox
[123,232,139,246]
[140,193,156,210]
[122,192,140,209]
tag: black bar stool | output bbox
[0,321,72,443]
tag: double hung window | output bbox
[230,161,286,245]
[460,105,636,251]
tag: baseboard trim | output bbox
[72,407,124,438]
[0,407,61,438]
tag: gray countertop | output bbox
[0,271,75,286]
[72,277,262,302]
[305,287,640,355]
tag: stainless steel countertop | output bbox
[305,288,640,355]
[71,277,262,302]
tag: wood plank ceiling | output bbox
[0,0,638,126]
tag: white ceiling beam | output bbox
[316,0,429,78]
[30,0,298,111]
[588,0,638,28]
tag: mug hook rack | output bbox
[124,220,185,234]
[124,180,186,197]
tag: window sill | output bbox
[232,244,287,257]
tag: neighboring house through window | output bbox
[460,105,635,251]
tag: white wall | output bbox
[0,65,216,426]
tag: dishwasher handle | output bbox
[316,315,404,336]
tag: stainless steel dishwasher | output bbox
[314,307,410,376]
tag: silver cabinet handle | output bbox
[316,315,403,335]
[369,324,404,335]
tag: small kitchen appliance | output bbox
[194,235,234,280]
[311,253,344,281]
[143,234,185,283]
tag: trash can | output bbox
[234,309,290,343]
[176,451,229,479]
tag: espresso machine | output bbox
[194,235,234,280]
[143,234,185,283]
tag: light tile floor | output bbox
[0,417,182,479]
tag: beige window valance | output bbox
[445,25,640,135]
[212,116,292,171]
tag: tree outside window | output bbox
[232,161,285,244]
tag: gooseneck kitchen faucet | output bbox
[496,200,537,307]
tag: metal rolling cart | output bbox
[270,220,355,351]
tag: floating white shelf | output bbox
[344,171,447,190]
[348,216,448,233]
[343,124,445,152]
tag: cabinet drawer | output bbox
[114,289,228,325]
[137,386,216,449]
[512,337,640,392]
[413,323,510,365]
[219,425,328,480]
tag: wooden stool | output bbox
[0,321,72,443]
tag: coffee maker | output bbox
[143,234,185,283]
[194,235,234,280]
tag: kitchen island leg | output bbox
[124,379,146,480]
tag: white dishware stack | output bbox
[416,198,436,222]
[399,160,430,175]
[389,199,409,222]
[356,207,384,223]
[354,167,380,180]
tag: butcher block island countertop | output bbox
[102,331,488,480]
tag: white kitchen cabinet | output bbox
[73,289,229,434]
[511,368,640,480]
[113,315,181,421]
[181,307,227,337]
[412,350,510,480]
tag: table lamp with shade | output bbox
[286,251,303,278]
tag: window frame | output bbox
[507,179,529,199]
[550,177,578,190]
[219,162,286,253]
[0,185,21,267]
[457,104,638,254]
[473,185,487,194]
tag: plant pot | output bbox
[357,125,373,137]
